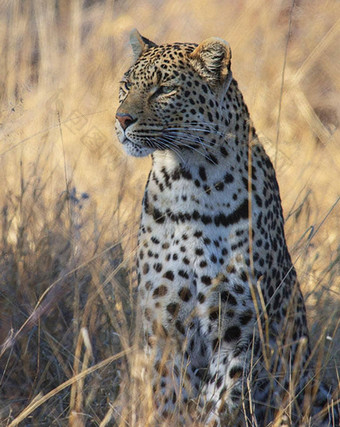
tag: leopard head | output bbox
[115,29,233,159]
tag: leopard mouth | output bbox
[120,136,156,157]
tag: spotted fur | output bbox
[115,29,338,426]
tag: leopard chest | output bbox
[136,159,257,338]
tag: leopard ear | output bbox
[130,29,158,61]
[189,37,232,87]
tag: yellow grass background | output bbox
[0,0,339,425]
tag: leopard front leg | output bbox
[199,335,256,426]
[144,330,204,424]
[195,279,257,426]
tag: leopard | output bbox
[115,29,338,426]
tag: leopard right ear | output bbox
[189,37,232,88]
[130,29,157,61]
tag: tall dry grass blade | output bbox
[274,0,296,168]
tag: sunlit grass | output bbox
[0,0,339,425]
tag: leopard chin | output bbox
[121,138,156,157]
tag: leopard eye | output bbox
[150,85,177,101]
[159,85,177,95]
[124,81,131,91]
[120,80,131,92]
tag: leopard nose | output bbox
[116,113,136,130]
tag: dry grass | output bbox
[0,0,339,425]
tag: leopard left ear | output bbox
[189,37,232,87]
[130,29,158,61]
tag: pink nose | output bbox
[116,113,136,130]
